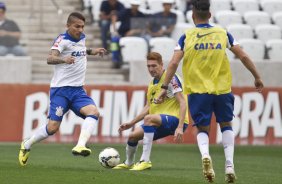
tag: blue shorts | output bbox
[142,114,188,141]
[188,93,234,126]
[48,86,96,121]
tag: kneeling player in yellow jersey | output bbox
[113,52,189,171]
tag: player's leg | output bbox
[214,93,236,183]
[19,87,68,166]
[71,87,99,156]
[130,114,161,171]
[113,127,144,169]
[189,93,215,182]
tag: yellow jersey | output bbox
[147,71,189,124]
[182,24,232,95]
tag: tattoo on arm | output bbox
[47,50,65,65]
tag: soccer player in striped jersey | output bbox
[113,52,189,171]
[156,0,264,183]
[19,12,107,166]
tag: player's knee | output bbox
[88,108,100,118]
[197,125,210,133]
[128,133,142,142]
[46,124,60,135]
[219,122,232,132]
[143,115,153,126]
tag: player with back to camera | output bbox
[18,12,107,166]
[155,0,264,183]
[113,52,189,171]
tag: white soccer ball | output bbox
[98,147,120,168]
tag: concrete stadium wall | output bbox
[0,57,32,83]
[130,60,282,87]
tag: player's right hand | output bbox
[64,56,75,64]
[154,89,167,104]
[254,78,264,93]
[118,123,133,134]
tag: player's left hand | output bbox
[94,48,108,57]
[174,127,183,143]
[154,89,167,104]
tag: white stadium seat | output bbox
[261,0,282,16]
[119,37,148,62]
[171,9,185,23]
[119,0,148,9]
[147,0,165,13]
[90,0,103,22]
[244,11,271,29]
[186,10,193,24]
[149,37,176,62]
[232,0,259,14]
[227,24,254,40]
[255,24,281,42]
[272,12,282,30]
[266,39,282,61]
[238,39,265,60]
[171,23,194,42]
[232,0,260,14]
[215,10,242,28]
[210,0,232,15]
[175,0,187,12]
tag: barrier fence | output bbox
[1,84,282,145]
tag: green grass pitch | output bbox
[0,143,281,184]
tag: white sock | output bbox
[125,144,138,166]
[197,132,210,158]
[76,116,97,147]
[140,132,154,162]
[222,130,234,167]
[24,125,49,149]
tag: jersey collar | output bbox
[64,31,85,43]
[196,23,213,28]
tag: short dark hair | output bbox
[192,0,210,20]
[67,12,85,24]
[147,52,163,64]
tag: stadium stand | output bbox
[238,39,265,60]
[243,11,271,29]
[261,0,282,16]
[149,37,176,62]
[232,0,260,14]
[226,24,254,40]
[2,0,128,84]
[119,37,148,62]
[1,0,282,85]
[210,0,232,15]
[266,39,282,61]
[215,10,242,27]
[272,12,282,29]
[255,24,281,42]
[171,23,193,41]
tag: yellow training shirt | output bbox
[182,25,232,95]
[147,71,189,124]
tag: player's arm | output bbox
[230,45,264,92]
[155,34,185,104]
[118,103,150,133]
[174,91,186,143]
[86,48,108,57]
[47,49,75,65]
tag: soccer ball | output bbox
[98,147,120,168]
